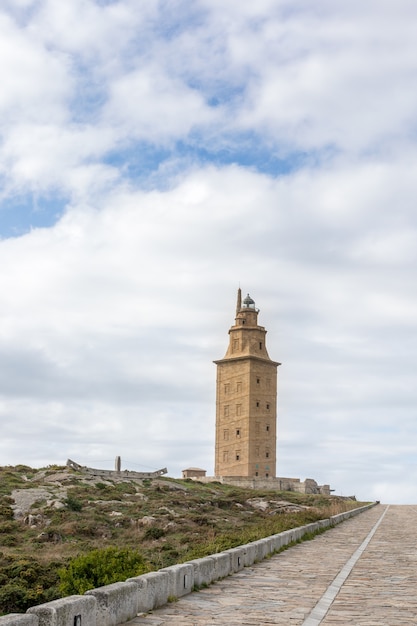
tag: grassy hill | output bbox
[0,464,362,615]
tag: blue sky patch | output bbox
[0,193,68,239]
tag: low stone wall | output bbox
[0,503,376,626]
[66,459,167,480]
[195,475,332,495]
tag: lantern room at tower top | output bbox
[220,290,279,364]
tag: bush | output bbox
[0,556,60,615]
[59,547,150,595]
[0,521,18,533]
[0,582,27,614]
[64,495,82,512]
[0,535,17,547]
[0,504,13,521]
[143,527,165,540]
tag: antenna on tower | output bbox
[236,287,242,315]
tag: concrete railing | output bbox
[0,503,376,626]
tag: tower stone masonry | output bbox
[214,289,280,478]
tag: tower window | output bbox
[256,378,260,384]
[223,451,229,462]
[236,451,240,461]
[259,342,262,349]
[233,339,239,352]
[255,422,260,434]
[266,403,270,410]
[266,451,270,458]
[236,429,240,437]
[266,424,270,432]
[224,429,229,440]
[256,401,259,408]
[236,382,242,392]
[236,404,242,416]
[224,384,230,394]
[255,446,259,457]
[224,405,229,417]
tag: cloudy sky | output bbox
[1,0,417,504]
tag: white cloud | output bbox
[0,11,71,125]
[0,123,119,194]
[4,0,417,202]
[191,1,417,154]
[103,66,216,143]
[23,0,154,61]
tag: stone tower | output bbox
[214,289,280,478]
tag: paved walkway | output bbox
[126,505,417,625]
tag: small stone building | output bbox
[182,467,207,479]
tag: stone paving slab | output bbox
[126,505,394,625]
[321,505,417,625]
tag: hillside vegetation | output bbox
[0,464,363,615]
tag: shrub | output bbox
[143,527,165,540]
[0,556,60,615]
[59,546,150,595]
[0,535,17,547]
[64,495,83,512]
[0,521,18,533]
[65,519,104,538]
[0,504,13,521]
[0,582,27,614]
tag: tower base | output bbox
[188,475,331,495]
